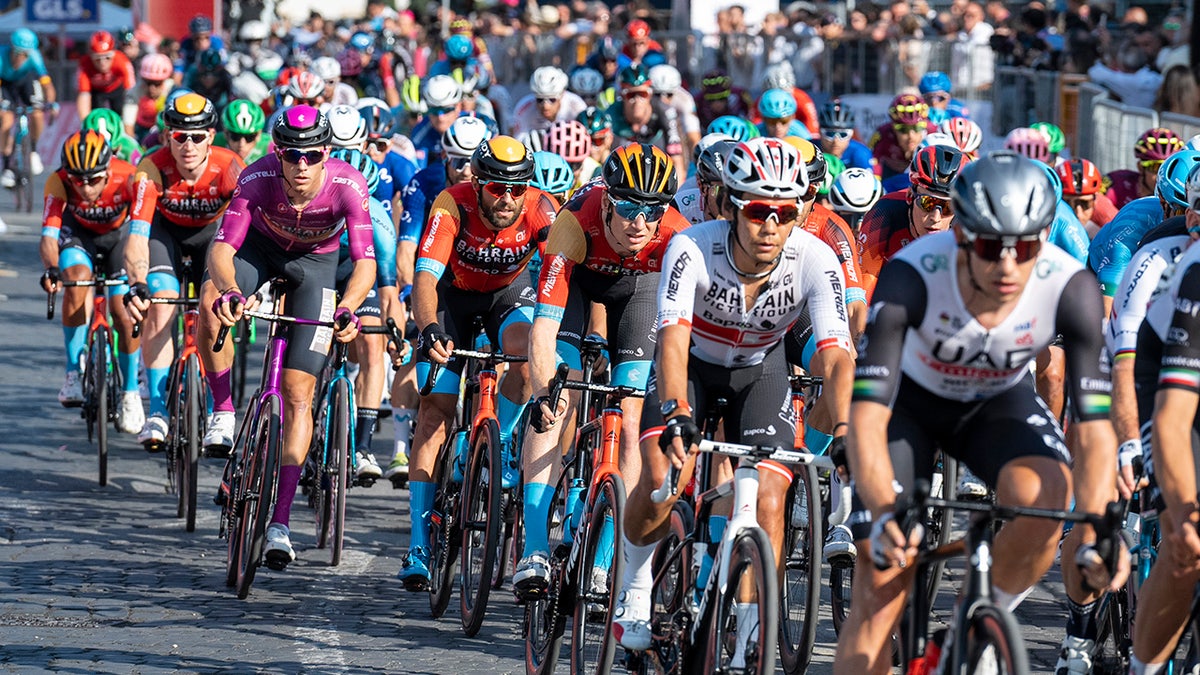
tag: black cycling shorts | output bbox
[335,254,381,318]
[1,73,44,107]
[557,267,658,388]
[58,217,127,279]
[147,214,217,295]
[848,373,1070,540]
[90,87,127,114]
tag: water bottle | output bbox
[451,430,469,483]
[694,515,727,604]
[562,480,585,546]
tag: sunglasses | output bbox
[1140,159,1165,170]
[764,116,794,126]
[69,173,105,186]
[657,92,674,100]
[429,106,456,116]
[536,97,559,105]
[480,180,528,198]
[912,192,952,213]
[227,131,258,143]
[590,131,611,143]
[1067,195,1096,208]
[728,194,801,224]
[924,92,950,103]
[894,123,925,134]
[279,148,327,164]
[92,53,114,61]
[370,139,391,152]
[445,156,471,171]
[965,233,1042,263]
[607,194,668,221]
[146,79,167,87]
[624,90,651,100]
[170,131,209,145]
[822,129,853,141]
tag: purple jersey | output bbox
[215,155,375,261]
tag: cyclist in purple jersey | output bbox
[199,106,376,570]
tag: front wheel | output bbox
[570,473,626,675]
[235,397,282,599]
[699,527,779,675]
[460,417,502,636]
[180,354,203,532]
[951,603,1030,675]
[91,329,111,487]
[779,463,822,674]
[328,380,351,566]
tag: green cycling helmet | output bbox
[222,99,266,135]
[818,153,845,195]
[81,108,126,143]
[1030,122,1065,155]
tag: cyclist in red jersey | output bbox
[1105,128,1184,209]
[869,94,936,182]
[514,144,688,597]
[123,94,245,451]
[76,30,136,122]
[399,136,558,590]
[40,131,144,432]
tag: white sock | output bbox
[1129,656,1165,675]
[621,536,655,594]
[392,408,414,461]
[731,602,759,668]
[991,586,1033,613]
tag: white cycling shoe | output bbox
[612,589,653,651]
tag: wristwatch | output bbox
[660,398,690,418]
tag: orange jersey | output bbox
[536,186,690,320]
[415,182,558,292]
[856,191,913,302]
[77,51,136,93]
[802,202,866,307]
[131,146,245,228]
[42,159,139,236]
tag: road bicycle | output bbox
[3,101,45,213]
[230,317,257,409]
[420,340,527,636]
[305,317,403,566]
[49,259,126,487]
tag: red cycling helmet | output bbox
[1134,127,1184,162]
[90,30,115,54]
[627,19,651,40]
[1057,158,1104,196]
[888,93,929,125]
[544,120,592,164]
[909,145,965,197]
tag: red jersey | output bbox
[131,146,245,229]
[415,181,558,292]
[857,191,913,301]
[1092,192,1118,227]
[802,202,866,306]
[77,51,136,94]
[535,186,690,320]
[869,121,937,177]
[42,159,138,236]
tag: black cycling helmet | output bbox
[603,143,678,204]
[951,151,1057,237]
[199,47,224,72]
[162,92,217,130]
[360,106,394,140]
[818,99,855,130]
[910,145,966,197]
[471,135,536,183]
[696,139,737,184]
[271,104,332,148]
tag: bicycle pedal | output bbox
[402,578,430,592]
[204,445,232,459]
[142,440,166,454]
[355,477,377,488]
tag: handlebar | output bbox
[361,318,407,371]
[650,440,836,504]
[130,297,201,338]
[418,347,529,396]
[46,277,128,322]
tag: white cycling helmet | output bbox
[569,67,605,98]
[919,132,958,150]
[239,20,269,42]
[1187,133,1200,153]
[723,137,809,199]
[829,167,883,214]
[286,72,325,100]
[762,62,796,92]
[939,117,983,154]
[649,64,682,95]
[312,56,341,83]
[530,66,569,98]
[696,131,735,157]
[423,74,463,108]
[442,116,492,158]
[517,129,545,153]
[328,104,367,148]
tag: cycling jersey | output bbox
[373,150,417,216]
[415,181,557,292]
[339,196,398,288]
[400,163,447,244]
[657,218,853,368]
[183,68,232,109]
[660,89,701,136]
[42,159,138,237]
[695,89,754,131]
[857,191,912,300]
[131,146,245,229]
[756,119,811,140]
[752,87,819,135]
[1148,241,1200,396]
[408,119,449,169]
[1105,169,1142,209]
[0,46,49,82]
[834,139,876,172]
[1106,217,1189,361]
[76,51,136,95]
[509,92,588,139]
[1088,196,1166,296]
[869,122,936,178]
[854,231,1109,417]
[608,99,683,156]
[176,35,226,74]
[1048,200,1090,264]
[214,155,375,260]
[1091,193,1119,228]
[802,202,867,308]
[673,185,704,224]
[926,99,970,125]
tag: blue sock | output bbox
[803,424,833,454]
[63,325,87,372]
[408,480,436,551]
[522,482,556,556]
[118,349,141,393]
[496,390,528,447]
[147,367,171,417]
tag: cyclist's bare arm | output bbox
[656,323,693,467]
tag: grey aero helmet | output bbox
[950,151,1057,237]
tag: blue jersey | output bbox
[757,119,811,140]
[341,196,398,288]
[1088,196,1165,296]
[839,140,876,172]
[0,46,48,81]
[176,35,226,74]
[400,164,447,244]
[1048,200,1089,264]
[927,100,970,125]
[409,118,448,169]
[428,57,483,79]
[881,171,911,195]
[373,151,417,218]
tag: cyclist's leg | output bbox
[0,82,15,162]
[26,78,45,148]
[608,271,657,499]
[351,291,385,474]
[99,230,140,393]
[491,279,535,450]
[386,317,419,477]
[141,217,186,422]
[57,225,96,397]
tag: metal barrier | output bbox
[1091,100,1158,175]
[1160,112,1200,146]
[991,66,1028,136]
[1073,82,1109,162]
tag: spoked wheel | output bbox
[460,418,502,636]
[15,130,33,212]
[166,362,183,503]
[953,604,1029,675]
[644,502,694,674]
[428,434,462,618]
[1091,583,1133,675]
[570,473,626,675]
[328,380,351,566]
[222,415,253,588]
[779,464,822,674]
[524,472,571,675]
[700,527,779,675]
[829,563,854,636]
[180,356,203,531]
[91,330,111,487]
[235,398,282,599]
[311,384,332,550]
[926,454,958,607]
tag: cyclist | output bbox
[578,106,614,171]
[216,99,269,164]
[817,99,875,171]
[134,54,174,141]
[1031,121,1067,164]
[1004,126,1051,164]
[183,48,232,110]
[649,64,701,161]
[938,116,983,160]
[608,64,685,176]
[870,94,933,188]
[40,130,144,434]
[695,68,753,132]
[515,143,689,597]
[828,167,883,233]
[312,56,358,108]
[673,135,735,225]
[398,137,558,590]
[568,67,614,110]
[82,108,141,164]
[407,75,463,168]
[834,153,1127,674]
[529,151,575,205]
[76,30,136,122]
[757,89,811,140]
[1058,158,1117,237]
[622,19,664,66]
[510,66,587,139]
[122,94,246,451]
[361,106,417,229]
[198,105,376,568]
[177,15,225,77]
[917,71,970,125]
[0,28,57,185]
[707,115,760,143]
[542,120,593,191]
[754,63,820,135]
[1107,128,1184,209]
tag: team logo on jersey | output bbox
[1014,318,1036,331]
[920,254,948,273]
[1035,258,1061,279]
[1014,332,1033,346]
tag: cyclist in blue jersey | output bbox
[408,75,463,168]
[0,28,58,186]
[918,71,970,125]
[818,99,874,172]
[176,16,226,78]
[360,105,416,229]
[756,88,811,140]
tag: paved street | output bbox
[0,190,1076,674]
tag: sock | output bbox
[992,586,1034,614]
[496,390,528,446]
[596,513,615,570]
[119,348,141,393]
[392,408,414,460]
[621,537,656,594]
[355,407,378,452]
[564,481,585,545]
[408,480,436,551]
[147,366,171,417]
[63,324,87,372]
[1064,597,1098,640]
[522,482,556,557]
[270,465,302,527]
[208,367,234,413]
[732,603,759,668]
[1129,656,1166,675]
[803,423,833,453]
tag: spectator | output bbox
[952,2,994,93]
[1155,65,1199,116]
[1087,40,1163,108]
[1130,26,1166,71]
[1120,7,1148,26]
[1156,11,1190,73]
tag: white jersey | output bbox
[509,91,588,138]
[657,218,852,368]
[673,185,705,224]
[1107,232,1191,360]
[664,89,701,136]
[319,83,359,112]
[1144,236,1200,343]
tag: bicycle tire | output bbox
[92,329,110,487]
[461,417,503,636]
[329,379,351,566]
[236,397,282,599]
[638,502,694,675]
[312,378,332,550]
[698,526,779,675]
[524,473,571,675]
[428,434,462,618]
[165,361,182,501]
[492,487,519,590]
[829,562,854,636]
[780,463,822,674]
[570,473,626,674]
[951,603,1029,675]
[926,454,958,608]
[1091,582,1133,675]
[181,354,202,532]
[223,416,252,588]
[232,319,251,409]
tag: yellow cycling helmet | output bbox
[61,130,112,176]
[602,143,677,204]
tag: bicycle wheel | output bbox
[428,434,462,618]
[165,361,183,500]
[1091,582,1133,675]
[235,397,282,599]
[524,473,571,675]
[328,379,351,566]
[232,319,251,409]
[699,526,779,675]
[461,417,503,636]
[643,502,695,674]
[829,563,854,636]
[179,354,202,532]
[780,463,823,674]
[924,455,958,608]
[571,473,626,674]
[952,603,1029,675]
[91,329,111,487]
